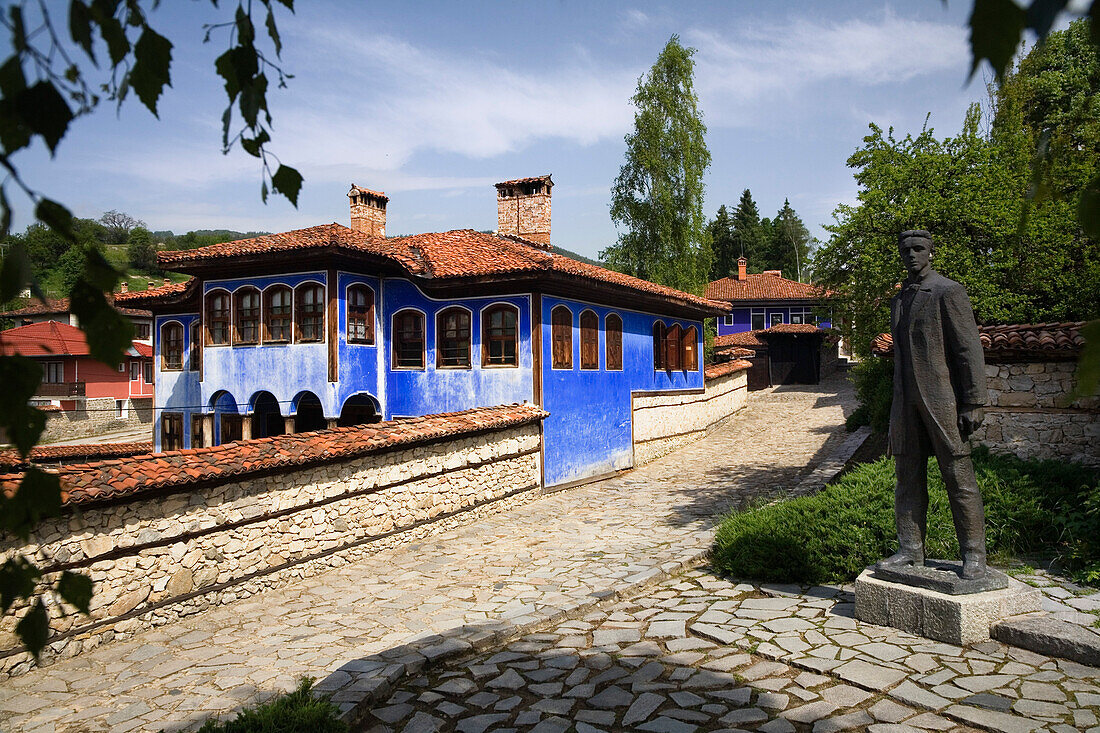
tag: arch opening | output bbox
[293,391,326,433]
[250,391,285,439]
[338,393,381,427]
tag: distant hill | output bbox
[154,229,273,251]
[551,245,602,267]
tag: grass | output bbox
[194,679,347,733]
[713,447,1100,585]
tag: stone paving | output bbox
[358,567,1100,733]
[0,378,858,733]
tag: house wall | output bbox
[154,313,202,451]
[1,419,542,678]
[632,367,748,464]
[539,296,705,487]
[39,397,153,443]
[717,305,832,336]
[972,361,1100,467]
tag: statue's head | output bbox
[897,230,933,277]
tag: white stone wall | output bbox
[0,423,541,677]
[632,370,748,464]
[39,397,153,443]
[972,361,1099,467]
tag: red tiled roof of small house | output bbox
[0,403,548,508]
[759,323,823,335]
[0,296,151,318]
[714,331,767,348]
[871,322,1087,361]
[0,320,151,358]
[704,359,753,381]
[705,272,828,302]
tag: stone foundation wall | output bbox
[972,361,1099,467]
[39,397,153,443]
[0,422,541,677]
[632,369,748,465]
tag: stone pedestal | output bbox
[855,566,1041,646]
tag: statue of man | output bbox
[878,230,989,579]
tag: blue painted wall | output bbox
[716,305,831,335]
[154,313,201,451]
[540,296,704,487]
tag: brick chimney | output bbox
[349,184,388,237]
[495,175,552,246]
[737,257,747,281]
[120,281,128,293]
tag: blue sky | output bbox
[9,1,1031,260]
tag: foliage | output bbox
[845,357,894,434]
[195,679,348,733]
[603,35,712,294]
[126,227,158,272]
[712,447,1100,584]
[765,199,815,282]
[708,204,736,280]
[0,0,299,659]
[99,211,146,245]
[732,189,766,271]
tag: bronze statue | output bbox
[878,230,989,580]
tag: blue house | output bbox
[705,256,830,335]
[119,176,728,488]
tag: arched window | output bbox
[295,283,325,343]
[580,310,599,370]
[482,304,519,367]
[189,321,201,372]
[652,321,666,370]
[551,305,572,369]
[393,309,425,368]
[206,290,231,346]
[264,286,292,343]
[234,287,261,345]
[605,313,623,371]
[665,324,682,371]
[437,307,471,367]
[161,322,183,370]
[682,325,698,372]
[347,284,375,344]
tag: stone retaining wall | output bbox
[972,361,1099,467]
[632,367,748,465]
[1,417,542,677]
[39,396,153,443]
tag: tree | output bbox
[0,0,301,659]
[100,211,147,245]
[603,35,712,294]
[766,199,815,282]
[127,227,158,272]
[732,189,767,271]
[708,205,737,280]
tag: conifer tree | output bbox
[732,189,766,271]
[708,205,737,280]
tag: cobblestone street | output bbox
[1,378,856,732]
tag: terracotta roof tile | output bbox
[0,320,151,359]
[0,404,547,507]
[704,359,752,381]
[496,175,553,187]
[705,273,828,302]
[759,323,823,335]
[870,322,1087,359]
[0,296,150,318]
[349,184,389,202]
[0,442,152,470]
[715,331,767,348]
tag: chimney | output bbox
[495,174,553,246]
[147,281,155,289]
[120,281,128,293]
[349,184,388,237]
[737,257,747,281]
[163,278,170,286]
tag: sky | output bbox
[6,1,1048,261]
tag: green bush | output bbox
[713,447,1100,584]
[846,358,893,434]
[195,679,347,733]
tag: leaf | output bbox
[18,82,75,154]
[235,5,255,46]
[0,557,39,613]
[69,0,96,61]
[57,572,93,614]
[240,128,270,157]
[1025,0,1071,40]
[265,6,282,57]
[271,164,302,207]
[238,72,267,128]
[35,198,75,242]
[130,27,172,117]
[0,241,30,301]
[1075,320,1100,398]
[15,598,49,658]
[95,13,130,67]
[274,0,294,10]
[9,6,26,52]
[0,356,46,457]
[0,56,27,97]
[68,280,133,364]
[968,0,1026,81]
[214,48,242,101]
[1078,176,1100,239]
[0,468,62,539]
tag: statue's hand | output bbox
[958,404,985,438]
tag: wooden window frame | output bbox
[551,305,572,370]
[605,313,623,371]
[161,321,184,370]
[143,360,153,384]
[347,284,375,345]
[751,309,766,331]
[682,325,698,372]
[579,309,599,370]
[437,306,472,368]
[481,304,519,368]
[191,414,204,448]
[44,361,63,383]
[392,309,426,369]
[294,282,326,343]
[665,324,682,372]
[263,285,293,344]
[233,287,261,345]
[653,321,666,370]
[162,412,184,451]
[205,290,232,346]
[189,322,202,372]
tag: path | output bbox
[0,378,855,733]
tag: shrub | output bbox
[713,447,1100,584]
[195,679,347,733]
[846,357,893,433]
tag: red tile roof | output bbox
[712,346,756,359]
[114,278,192,304]
[715,331,767,348]
[871,322,1087,360]
[0,320,152,359]
[704,359,752,381]
[0,442,152,470]
[760,323,823,335]
[496,175,553,187]
[0,296,150,318]
[705,273,828,302]
[119,224,728,315]
[0,403,548,507]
